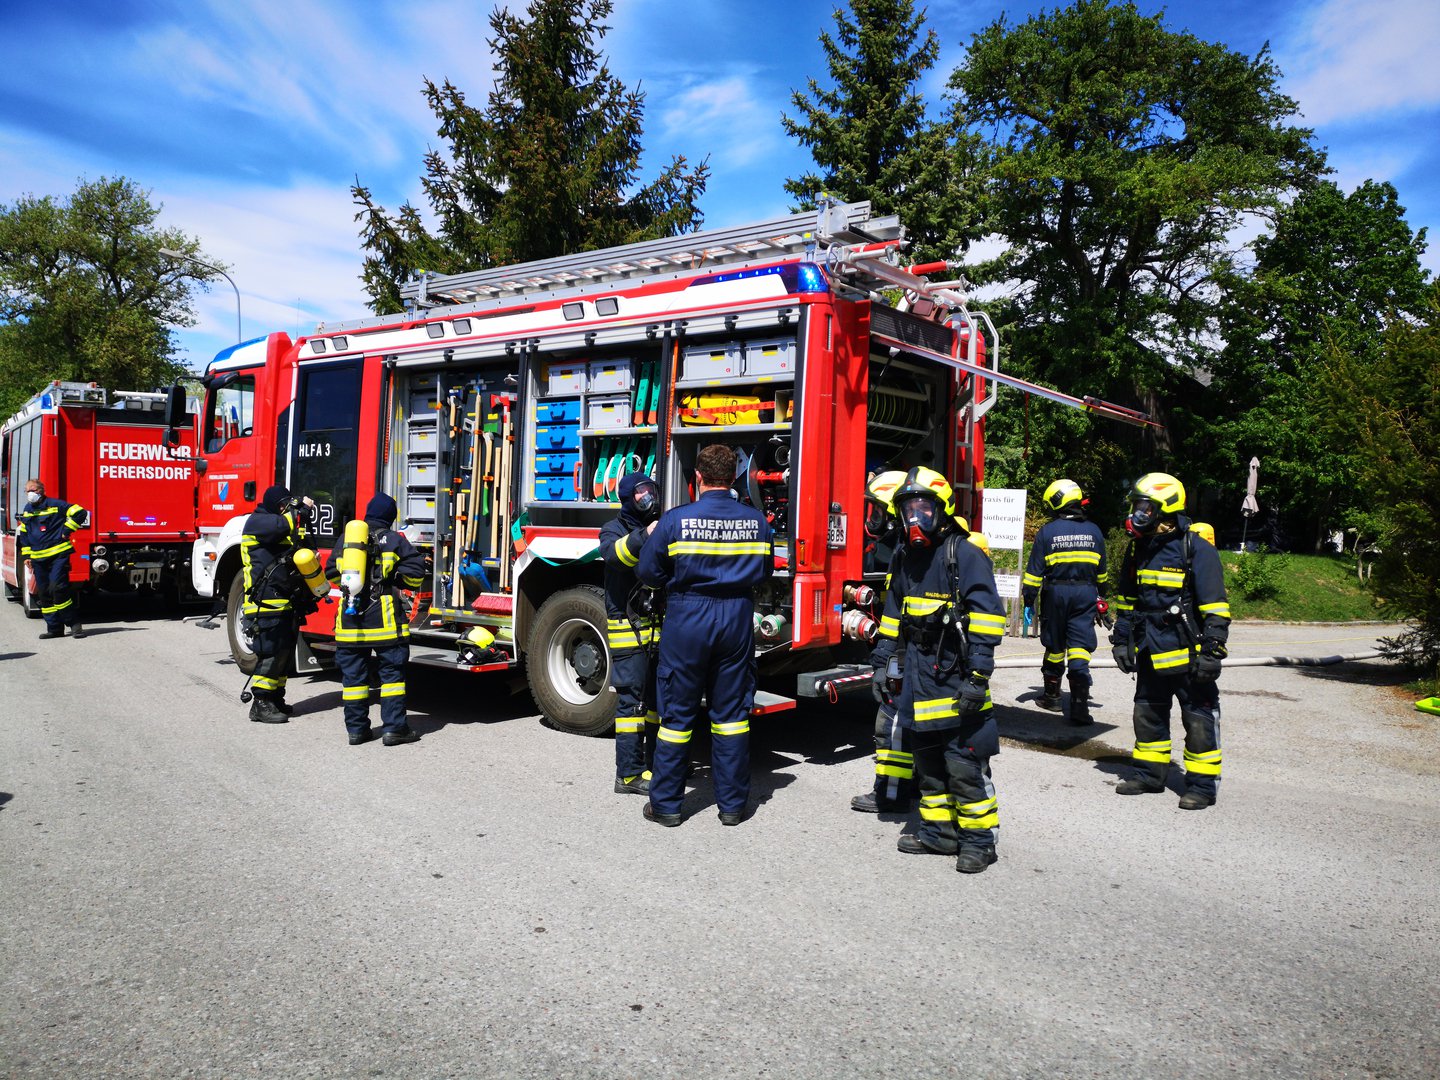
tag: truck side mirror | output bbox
[161,384,188,452]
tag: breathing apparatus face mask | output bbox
[898,495,939,548]
[1129,498,1158,533]
[628,482,660,522]
[864,500,890,539]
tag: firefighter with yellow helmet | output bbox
[1110,473,1231,809]
[871,467,1008,873]
[850,469,919,815]
[1022,478,1108,724]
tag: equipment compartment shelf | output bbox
[674,374,795,391]
[670,423,792,436]
[580,425,658,436]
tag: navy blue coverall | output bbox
[1022,512,1108,702]
[1111,520,1231,798]
[326,508,428,740]
[18,495,86,634]
[240,504,307,704]
[874,533,1008,853]
[637,489,773,817]
[599,510,660,783]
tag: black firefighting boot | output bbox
[1038,673,1063,711]
[1067,675,1092,726]
[955,846,998,874]
[249,697,289,724]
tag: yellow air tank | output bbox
[338,519,370,613]
[292,548,329,597]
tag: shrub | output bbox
[1232,548,1291,601]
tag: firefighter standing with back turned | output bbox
[326,493,428,746]
[851,469,917,814]
[1109,473,1231,809]
[873,467,1008,874]
[1022,479,1108,725]
[637,444,773,827]
[600,472,662,795]
[240,485,312,723]
[19,478,87,640]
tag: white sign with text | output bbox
[982,488,1028,550]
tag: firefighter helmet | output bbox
[893,467,958,548]
[1043,478,1084,513]
[1129,472,1185,532]
[864,470,907,539]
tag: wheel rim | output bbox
[544,616,609,707]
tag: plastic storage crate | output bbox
[745,338,796,377]
[682,342,742,381]
[585,394,631,429]
[536,397,582,424]
[546,362,586,396]
[588,359,633,392]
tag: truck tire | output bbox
[527,585,617,737]
[225,574,259,675]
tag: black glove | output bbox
[1193,651,1223,683]
[872,667,890,705]
[1111,643,1135,674]
[958,675,988,716]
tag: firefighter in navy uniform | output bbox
[636,444,773,827]
[600,472,662,795]
[326,493,428,746]
[851,470,916,814]
[1022,478,1108,725]
[874,467,1008,874]
[19,478,88,640]
[1110,473,1231,810]
[240,485,312,723]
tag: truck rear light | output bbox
[205,551,216,561]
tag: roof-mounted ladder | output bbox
[397,201,902,308]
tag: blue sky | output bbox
[2,0,1437,374]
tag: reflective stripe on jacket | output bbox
[19,497,86,559]
[1111,520,1231,671]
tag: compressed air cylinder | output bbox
[338,519,370,613]
[292,548,329,598]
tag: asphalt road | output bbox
[2,601,1437,1079]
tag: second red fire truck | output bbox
[171,201,1146,733]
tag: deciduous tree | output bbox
[0,177,209,417]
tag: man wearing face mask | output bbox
[19,479,88,640]
[1109,473,1231,810]
[873,467,1008,874]
[600,472,663,795]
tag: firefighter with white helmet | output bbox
[871,467,1008,873]
[1110,473,1231,809]
[1022,478,1108,724]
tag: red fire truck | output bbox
[2,380,199,615]
[172,201,1146,733]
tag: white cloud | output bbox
[1282,0,1440,124]
[659,75,783,169]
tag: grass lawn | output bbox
[1220,551,1397,622]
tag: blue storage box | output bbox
[535,424,581,450]
[533,475,579,501]
[536,398,582,424]
[534,450,581,475]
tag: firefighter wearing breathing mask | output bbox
[851,469,917,815]
[325,493,428,747]
[1110,473,1230,810]
[872,467,1008,874]
[239,485,312,724]
[600,472,663,796]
